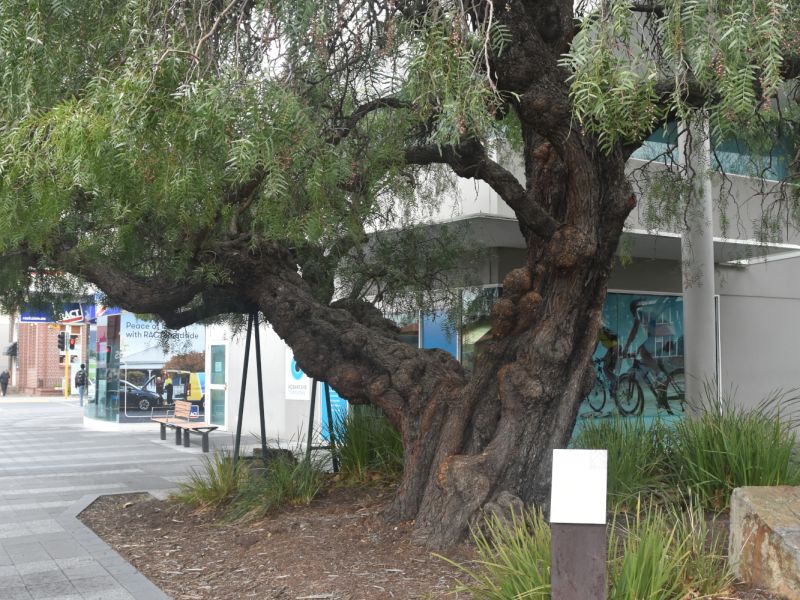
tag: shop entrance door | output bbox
[209,344,227,427]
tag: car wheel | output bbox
[138,397,151,411]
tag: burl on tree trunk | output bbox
[252,162,631,549]
[74,1,636,551]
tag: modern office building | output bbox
[203,129,800,444]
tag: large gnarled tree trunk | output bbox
[231,135,634,549]
[72,0,638,549]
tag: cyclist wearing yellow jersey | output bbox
[598,325,619,385]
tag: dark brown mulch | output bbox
[78,486,788,600]
[79,486,473,600]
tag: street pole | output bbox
[63,325,69,399]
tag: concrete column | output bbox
[679,114,718,410]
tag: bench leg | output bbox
[201,432,210,453]
[183,429,191,448]
[175,427,182,445]
[160,423,166,441]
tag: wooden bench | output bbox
[152,400,218,452]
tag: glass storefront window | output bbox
[210,345,226,385]
[461,287,501,373]
[85,313,121,422]
[580,292,685,422]
[389,314,420,348]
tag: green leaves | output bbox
[562,0,800,150]
[405,18,504,146]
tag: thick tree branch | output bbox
[405,139,561,240]
[76,261,204,315]
[158,289,255,329]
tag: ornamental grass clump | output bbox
[442,509,551,599]
[172,449,247,510]
[448,500,730,600]
[332,407,404,484]
[608,499,730,600]
[670,387,800,510]
[571,417,671,509]
[227,453,326,521]
[172,445,326,519]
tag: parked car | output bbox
[119,380,161,411]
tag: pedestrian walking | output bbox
[0,370,9,396]
[74,363,88,407]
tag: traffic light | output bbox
[68,335,77,351]
[56,332,66,351]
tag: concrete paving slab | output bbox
[20,570,69,588]
[0,397,227,599]
[0,586,34,599]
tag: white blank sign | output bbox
[550,449,607,525]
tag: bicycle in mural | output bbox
[585,352,685,416]
[613,354,685,416]
[585,355,644,415]
[583,293,686,417]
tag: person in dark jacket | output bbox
[0,370,9,396]
[74,364,89,407]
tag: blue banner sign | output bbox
[20,303,85,323]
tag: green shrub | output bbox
[670,389,800,509]
[571,418,671,509]
[228,453,326,520]
[608,499,730,600]
[333,407,404,483]
[443,509,550,599]
[448,500,729,600]
[171,449,247,510]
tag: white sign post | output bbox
[550,449,608,599]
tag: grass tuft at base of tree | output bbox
[171,447,326,520]
[332,407,404,485]
[447,499,731,600]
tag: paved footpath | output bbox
[0,396,231,600]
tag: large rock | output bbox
[730,486,800,599]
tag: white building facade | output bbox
[204,132,800,442]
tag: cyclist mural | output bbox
[582,292,685,419]
[413,287,685,420]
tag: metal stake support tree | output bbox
[305,379,339,472]
[232,312,268,467]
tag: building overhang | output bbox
[624,228,800,266]
[435,215,800,266]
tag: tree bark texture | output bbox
[68,0,638,549]
[222,136,634,549]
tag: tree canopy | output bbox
[0,1,798,310]
[1,0,799,547]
